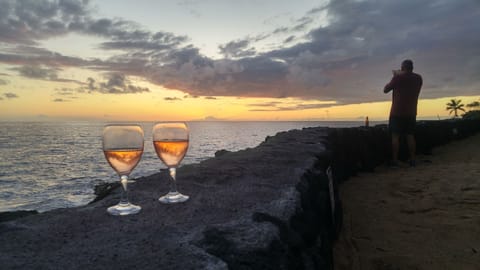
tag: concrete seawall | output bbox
[1,119,479,269]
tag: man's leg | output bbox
[406,134,416,165]
[391,133,400,163]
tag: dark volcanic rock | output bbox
[0,210,38,223]
[1,119,478,269]
[0,127,335,270]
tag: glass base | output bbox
[107,202,141,216]
[159,191,189,204]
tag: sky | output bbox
[0,0,479,121]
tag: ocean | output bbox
[0,121,365,213]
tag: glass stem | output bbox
[120,175,129,205]
[169,167,178,194]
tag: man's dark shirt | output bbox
[384,72,423,117]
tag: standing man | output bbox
[384,59,423,167]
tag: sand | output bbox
[334,133,480,269]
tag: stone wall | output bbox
[326,118,480,243]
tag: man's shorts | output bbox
[389,116,416,134]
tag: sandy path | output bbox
[334,133,480,270]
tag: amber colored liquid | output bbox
[104,149,143,175]
[153,140,189,167]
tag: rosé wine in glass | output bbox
[102,125,144,215]
[153,122,190,203]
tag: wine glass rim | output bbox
[103,123,144,128]
[152,121,188,125]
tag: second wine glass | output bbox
[152,122,190,203]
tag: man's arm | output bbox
[383,76,396,93]
[384,83,393,93]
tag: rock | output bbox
[0,119,478,269]
[214,149,231,157]
[89,181,121,204]
[0,210,38,223]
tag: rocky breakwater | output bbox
[0,127,337,270]
[2,119,479,270]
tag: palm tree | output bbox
[446,99,466,118]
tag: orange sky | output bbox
[1,74,477,121]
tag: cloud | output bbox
[248,101,283,107]
[219,39,256,58]
[3,92,18,99]
[204,96,216,100]
[183,94,199,99]
[14,65,58,79]
[9,64,85,84]
[84,73,150,94]
[248,100,338,111]
[0,0,90,44]
[177,0,202,17]
[0,0,479,106]
[164,97,182,101]
[0,45,97,70]
[53,98,69,102]
[284,35,295,43]
[0,78,8,85]
[194,0,480,103]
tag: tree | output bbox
[446,99,465,118]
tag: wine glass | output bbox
[152,122,189,203]
[102,124,144,215]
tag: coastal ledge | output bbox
[1,119,479,269]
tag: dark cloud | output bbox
[239,0,480,103]
[284,35,295,43]
[219,39,256,58]
[183,94,199,99]
[1,0,479,105]
[4,92,18,99]
[14,65,58,79]
[0,0,90,44]
[84,73,150,94]
[0,46,98,72]
[9,64,85,84]
[306,5,328,15]
[53,98,69,102]
[204,96,216,100]
[0,78,8,85]
[164,97,182,101]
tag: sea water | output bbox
[0,121,363,212]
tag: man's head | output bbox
[401,59,414,72]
